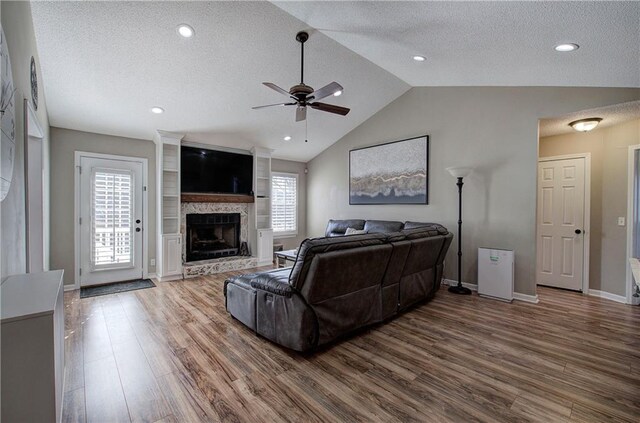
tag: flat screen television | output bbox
[181,146,253,195]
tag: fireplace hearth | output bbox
[186,213,240,262]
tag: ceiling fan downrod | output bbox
[296,31,309,85]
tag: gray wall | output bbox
[271,158,307,250]
[50,127,156,287]
[540,119,640,297]
[1,1,51,279]
[306,87,640,296]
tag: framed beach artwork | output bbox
[349,136,429,205]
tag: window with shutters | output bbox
[272,172,298,237]
[91,168,135,270]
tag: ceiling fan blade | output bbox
[263,82,293,98]
[252,102,296,110]
[296,106,307,122]
[309,102,350,116]
[308,82,343,102]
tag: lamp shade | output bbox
[446,166,473,178]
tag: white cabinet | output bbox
[257,229,274,265]
[154,131,184,280]
[1,270,64,423]
[163,234,182,276]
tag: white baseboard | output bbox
[588,289,627,304]
[442,278,477,291]
[442,279,539,303]
[64,283,78,292]
[157,274,183,282]
[512,292,540,304]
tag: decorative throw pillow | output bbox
[345,227,367,235]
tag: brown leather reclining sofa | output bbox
[224,219,453,352]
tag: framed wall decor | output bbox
[349,135,429,205]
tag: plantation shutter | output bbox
[272,173,297,235]
[91,168,134,269]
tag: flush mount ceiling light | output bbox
[283,136,292,141]
[177,24,195,38]
[413,55,426,62]
[555,43,579,52]
[569,117,602,132]
[333,90,342,97]
[151,106,164,114]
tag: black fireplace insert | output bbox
[186,213,240,262]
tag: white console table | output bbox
[1,270,65,423]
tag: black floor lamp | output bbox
[446,167,473,295]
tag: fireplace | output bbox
[186,213,240,262]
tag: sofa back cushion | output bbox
[288,233,392,345]
[364,220,404,234]
[398,233,453,308]
[404,221,439,230]
[324,219,366,237]
[289,233,387,289]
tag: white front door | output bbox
[79,155,143,286]
[536,157,586,291]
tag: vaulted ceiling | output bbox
[31,1,640,162]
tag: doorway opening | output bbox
[537,101,640,303]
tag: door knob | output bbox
[136,228,141,232]
[575,229,582,234]
[136,219,141,224]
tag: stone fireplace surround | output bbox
[181,202,257,277]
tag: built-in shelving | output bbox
[155,131,185,280]
[250,147,274,265]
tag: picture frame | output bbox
[349,135,429,205]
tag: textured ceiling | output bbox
[539,100,640,138]
[274,1,640,87]
[30,1,409,162]
[31,2,640,163]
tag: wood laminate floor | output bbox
[63,269,640,422]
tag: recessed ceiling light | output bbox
[333,90,342,97]
[283,136,292,141]
[413,55,426,62]
[177,24,195,38]
[151,107,164,114]
[569,117,602,132]
[555,43,579,52]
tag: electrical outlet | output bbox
[618,217,625,226]
[150,258,156,266]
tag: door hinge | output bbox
[79,217,82,225]
[79,268,82,276]
[78,166,82,174]
[143,186,147,192]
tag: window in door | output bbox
[272,172,297,237]
[91,168,134,270]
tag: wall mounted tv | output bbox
[181,146,253,195]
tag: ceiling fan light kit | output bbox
[252,31,350,124]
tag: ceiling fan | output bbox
[252,31,350,122]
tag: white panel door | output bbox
[536,158,585,291]
[79,156,143,286]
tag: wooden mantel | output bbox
[181,193,255,203]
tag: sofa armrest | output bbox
[250,275,294,298]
